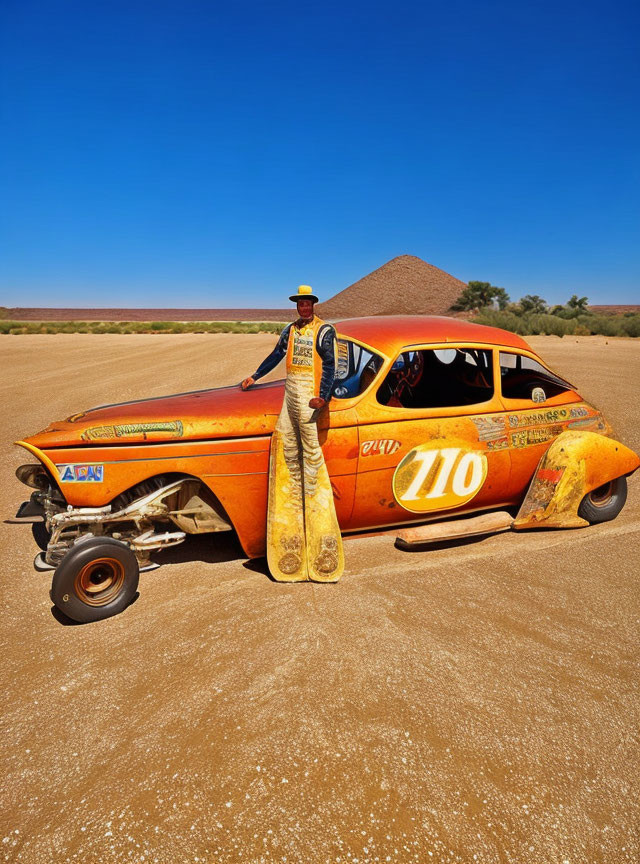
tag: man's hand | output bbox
[241,377,255,391]
[308,397,326,409]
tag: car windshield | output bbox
[332,338,384,399]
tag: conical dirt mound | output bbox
[317,255,466,319]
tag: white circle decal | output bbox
[392,440,488,513]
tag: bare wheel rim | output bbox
[588,481,614,508]
[73,557,126,607]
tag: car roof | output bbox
[333,315,532,356]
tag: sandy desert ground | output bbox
[1,333,639,864]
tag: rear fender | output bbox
[513,430,640,530]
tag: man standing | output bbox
[241,285,344,583]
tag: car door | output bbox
[320,403,359,529]
[324,335,386,529]
[350,343,513,531]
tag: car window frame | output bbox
[328,334,390,412]
[357,342,504,420]
[496,349,579,409]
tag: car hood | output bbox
[22,380,286,449]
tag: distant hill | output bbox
[317,254,467,319]
[2,307,290,322]
[589,305,640,315]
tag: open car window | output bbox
[332,339,384,399]
[499,352,574,402]
[376,347,494,408]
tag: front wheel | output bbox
[32,521,51,551]
[51,537,140,623]
[578,476,628,524]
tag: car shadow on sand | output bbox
[154,532,281,586]
[154,532,277,579]
[155,531,246,567]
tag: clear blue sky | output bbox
[1,0,638,307]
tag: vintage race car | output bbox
[13,316,640,622]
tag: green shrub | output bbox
[578,315,623,337]
[475,309,529,334]
[528,314,576,336]
[621,315,640,337]
[475,309,637,338]
[0,319,289,336]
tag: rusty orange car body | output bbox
[13,316,639,621]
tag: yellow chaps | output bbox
[266,370,344,582]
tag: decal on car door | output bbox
[392,439,487,513]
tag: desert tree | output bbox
[451,281,510,312]
[567,294,589,312]
[518,294,548,314]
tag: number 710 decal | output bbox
[392,441,488,513]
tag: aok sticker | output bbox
[508,409,568,429]
[57,464,104,483]
[392,441,487,513]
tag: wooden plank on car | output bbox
[396,511,514,548]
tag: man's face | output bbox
[297,299,314,321]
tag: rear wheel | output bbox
[578,476,627,524]
[51,537,139,623]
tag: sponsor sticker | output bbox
[568,417,606,431]
[57,464,104,483]
[472,416,508,443]
[291,330,314,369]
[570,406,589,418]
[510,425,562,448]
[508,409,569,428]
[360,439,401,457]
[336,340,350,380]
[81,420,183,441]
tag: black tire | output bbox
[32,521,51,551]
[51,537,139,623]
[578,476,628,524]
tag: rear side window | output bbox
[377,347,494,408]
[499,352,574,402]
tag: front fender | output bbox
[513,430,640,530]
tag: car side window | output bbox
[376,347,494,408]
[332,339,384,399]
[499,352,573,402]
